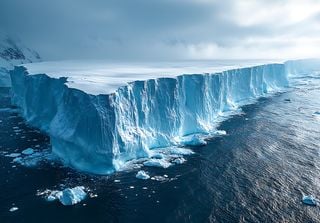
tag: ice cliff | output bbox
[9,61,293,174]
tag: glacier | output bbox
[0,31,41,87]
[9,59,300,174]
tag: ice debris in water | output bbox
[59,187,87,206]
[178,134,207,146]
[214,130,227,136]
[21,148,34,155]
[165,147,194,155]
[302,195,317,206]
[172,157,186,164]
[41,187,87,206]
[151,176,167,182]
[136,170,150,180]
[9,207,18,212]
[13,149,55,167]
[143,159,172,168]
[5,153,21,158]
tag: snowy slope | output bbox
[10,60,295,174]
[0,31,41,87]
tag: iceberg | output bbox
[9,59,300,174]
[9,207,19,212]
[59,187,87,206]
[177,134,207,146]
[42,186,87,206]
[143,159,172,169]
[21,148,34,155]
[302,195,317,206]
[136,170,150,180]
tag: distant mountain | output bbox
[0,32,41,87]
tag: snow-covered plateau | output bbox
[8,59,320,174]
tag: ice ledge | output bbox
[20,60,281,95]
[10,61,295,174]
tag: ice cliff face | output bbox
[10,62,291,174]
[0,32,41,87]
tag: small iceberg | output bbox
[5,153,21,158]
[42,186,87,206]
[150,175,167,182]
[302,195,317,206]
[214,130,227,136]
[9,207,18,212]
[136,170,150,180]
[22,148,34,155]
[172,157,186,164]
[59,187,87,206]
[143,159,171,168]
[178,134,207,146]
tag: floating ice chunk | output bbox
[42,187,86,205]
[214,130,227,136]
[172,157,186,164]
[150,153,165,159]
[136,170,150,180]
[165,147,194,155]
[22,148,34,155]
[5,153,21,158]
[46,190,62,202]
[9,207,18,212]
[59,187,87,206]
[179,135,207,146]
[314,111,320,115]
[151,176,167,181]
[13,149,55,167]
[302,195,317,206]
[13,157,22,163]
[143,159,171,168]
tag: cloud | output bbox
[1,0,320,60]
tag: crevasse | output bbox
[10,63,289,174]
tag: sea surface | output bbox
[1,72,320,223]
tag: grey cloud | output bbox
[0,0,319,60]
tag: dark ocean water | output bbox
[1,74,320,223]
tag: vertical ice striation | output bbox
[10,63,289,174]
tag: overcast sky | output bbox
[1,0,320,61]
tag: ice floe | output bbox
[143,159,172,168]
[172,157,186,164]
[39,186,87,206]
[21,148,34,155]
[136,170,150,180]
[5,153,21,158]
[9,207,18,212]
[302,195,318,206]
